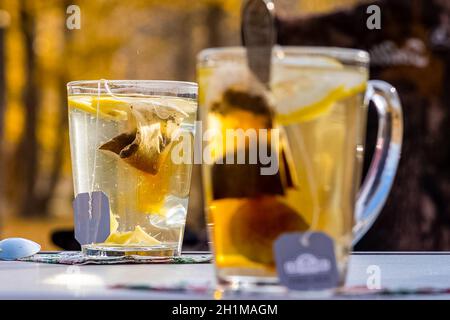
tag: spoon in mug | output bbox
[241,0,276,88]
[0,238,41,261]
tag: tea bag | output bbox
[210,87,298,199]
[211,86,274,127]
[99,100,185,175]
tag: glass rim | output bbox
[197,45,370,65]
[67,79,198,92]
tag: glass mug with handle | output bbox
[197,47,402,288]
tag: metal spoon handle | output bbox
[241,0,276,87]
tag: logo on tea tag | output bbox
[73,191,110,245]
[274,232,339,290]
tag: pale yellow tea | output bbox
[68,84,197,257]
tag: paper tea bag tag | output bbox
[73,191,110,245]
[274,232,339,291]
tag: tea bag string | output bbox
[86,80,103,223]
[103,79,124,101]
[91,80,102,192]
[102,79,188,119]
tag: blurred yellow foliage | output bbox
[0,0,244,227]
[0,0,355,247]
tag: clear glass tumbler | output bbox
[67,80,198,257]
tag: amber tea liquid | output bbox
[198,50,368,284]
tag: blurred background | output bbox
[0,0,245,250]
[0,0,449,251]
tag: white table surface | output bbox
[1,252,450,300]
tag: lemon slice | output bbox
[68,96,129,120]
[104,230,133,244]
[124,226,161,245]
[163,97,197,115]
[275,55,345,69]
[110,212,119,234]
[272,61,367,125]
[104,226,161,246]
[69,96,196,120]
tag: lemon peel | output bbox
[104,226,160,246]
[273,70,367,125]
[68,96,129,120]
[275,85,345,125]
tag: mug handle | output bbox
[352,80,403,245]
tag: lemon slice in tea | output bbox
[271,58,367,125]
[68,96,130,120]
[104,226,161,246]
[124,226,161,245]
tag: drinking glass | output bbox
[197,47,402,287]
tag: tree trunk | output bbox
[205,4,224,48]
[35,81,68,215]
[35,2,72,215]
[174,12,193,81]
[0,18,8,230]
[17,0,39,217]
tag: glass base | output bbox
[217,267,283,294]
[216,268,339,298]
[82,243,179,257]
[219,276,285,295]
